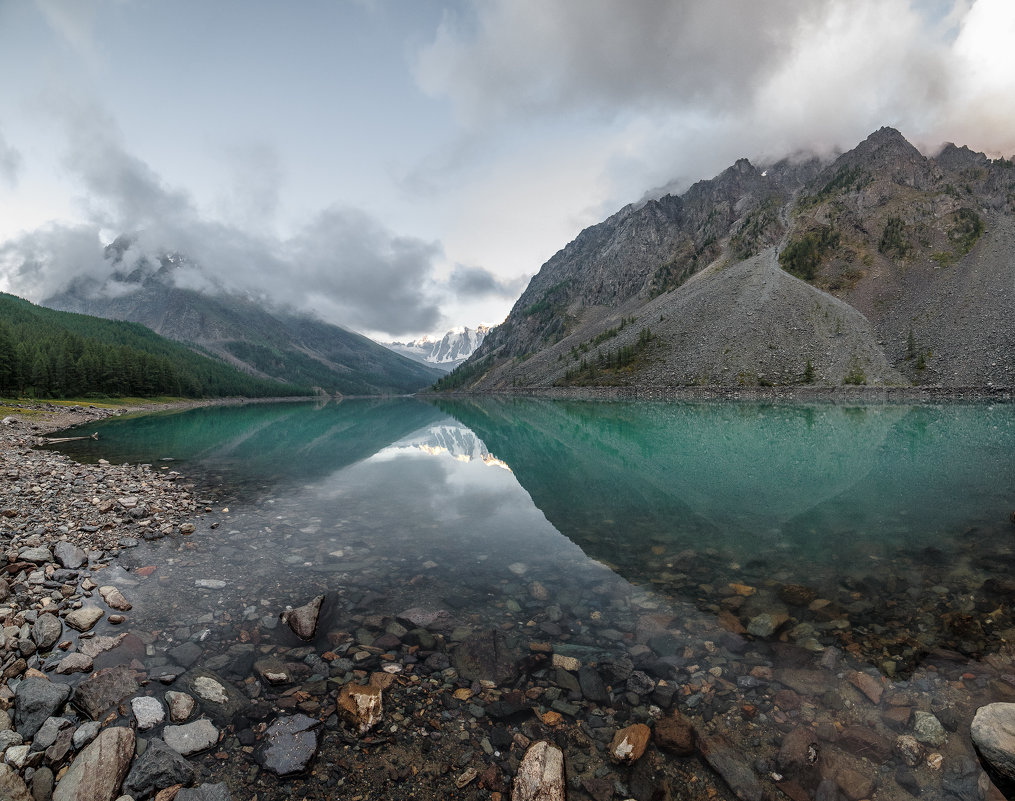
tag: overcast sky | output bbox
[1,0,1013,341]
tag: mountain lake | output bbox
[42,397,1015,800]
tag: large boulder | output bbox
[52,726,134,801]
[972,702,1015,781]
[14,678,71,738]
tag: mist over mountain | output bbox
[384,325,491,372]
[440,128,1015,392]
[43,239,444,396]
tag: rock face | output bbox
[281,594,325,640]
[52,726,135,801]
[444,127,1015,391]
[512,741,566,801]
[255,714,321,776]
[971,703,1015,781]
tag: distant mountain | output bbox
[0,292,299,398]
[384,325,490,372]
[44,244,444,396]
[439,127,1015,391]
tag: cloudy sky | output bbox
[1,0,1013,341]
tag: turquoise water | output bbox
[50,397,1015,661]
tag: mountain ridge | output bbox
[384,325,491,371]
[439,127,1015,392]
[44,249,444,396]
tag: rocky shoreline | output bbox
[2,401,1015,800]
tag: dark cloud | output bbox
[0,100,451,337]
[0,128,22,187]
[446,264,525,298]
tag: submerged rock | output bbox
[452,629,522,684]
[52,726,134,801]
[512,741,565,801]
[337,683,383,734]
[64,605,104,632]
[98,585,132,611]
[74,665,139,720]
[609,723,651,763]
[255,713,321,776]
[281,594,325,640]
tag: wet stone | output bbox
[913,710,947,747]
[54,652,94,675]
[512,740,565,801]
[132,696,166,730]
[255,713,321,777]
[163,719,219,756]
[64,606,104,633]
[281,594,325,640]
[698,734,763,801]
[169,642,203,668]
[655,710,695,756]
[609,723,651,764]
[578,665,608,703]
[53,542,86,570]
[123,737,195,798]
[396,606,454,631]
[166,691,196,722]
[176,783,234,801]
[74,664,139,720]
[14,678,71,739]
[97,585,132,611]
[452,629,522,684]
[337,683,383,734]
[179,669,249,725]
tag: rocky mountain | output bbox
[44,244,444,396]
[384,325,491,372]
[440,128,1015,391]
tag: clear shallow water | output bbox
[44,397,1015,798]
[51,397,1015,659]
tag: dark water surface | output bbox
[47,397,1015,798]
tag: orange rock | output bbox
[609,723,651,763]
[847,671,884,705]
[540,710,564,727]
[135,566,157,577]
[337,683,383,735]
[728,582,757,597]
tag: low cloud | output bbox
[446,264,526,299]
[0,98,476,337]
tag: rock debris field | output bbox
[2,402,1015,800]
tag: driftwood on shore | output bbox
[38,432,99,444]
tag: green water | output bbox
[52,397,1014,603]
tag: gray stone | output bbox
[169,641,203,667]
[165,691,196,722]
[178,669,249,725]
[19,547,53,565]
[31,615,62,651]
[98,586,132,611]
[452,629,522,684]
[72,721,101,750]
[14,679,71,739]
[64,606,104,633]
[52,726,134,801]
[53,541,87,570]
[396,606,455,631]
[578,665,609,704]
[176,783,234,801]
[971,702,1015,781]
[255,714,320,776]
[698,734,763,801]
[73,665,139,721]
[163,719,219,756]
[123,737,195,798]
[194,579,226,590]
[0,763,32,801]
[281,594,325,640]
[913,710,947,747]
[512,740,565,801]
[131,696,165,730]
[30,716,70,752]
[32,765,54,801]
[253,657,291,685]
[0,729,24,752]
[54,652,94,675]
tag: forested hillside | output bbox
[0,293,306,398]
